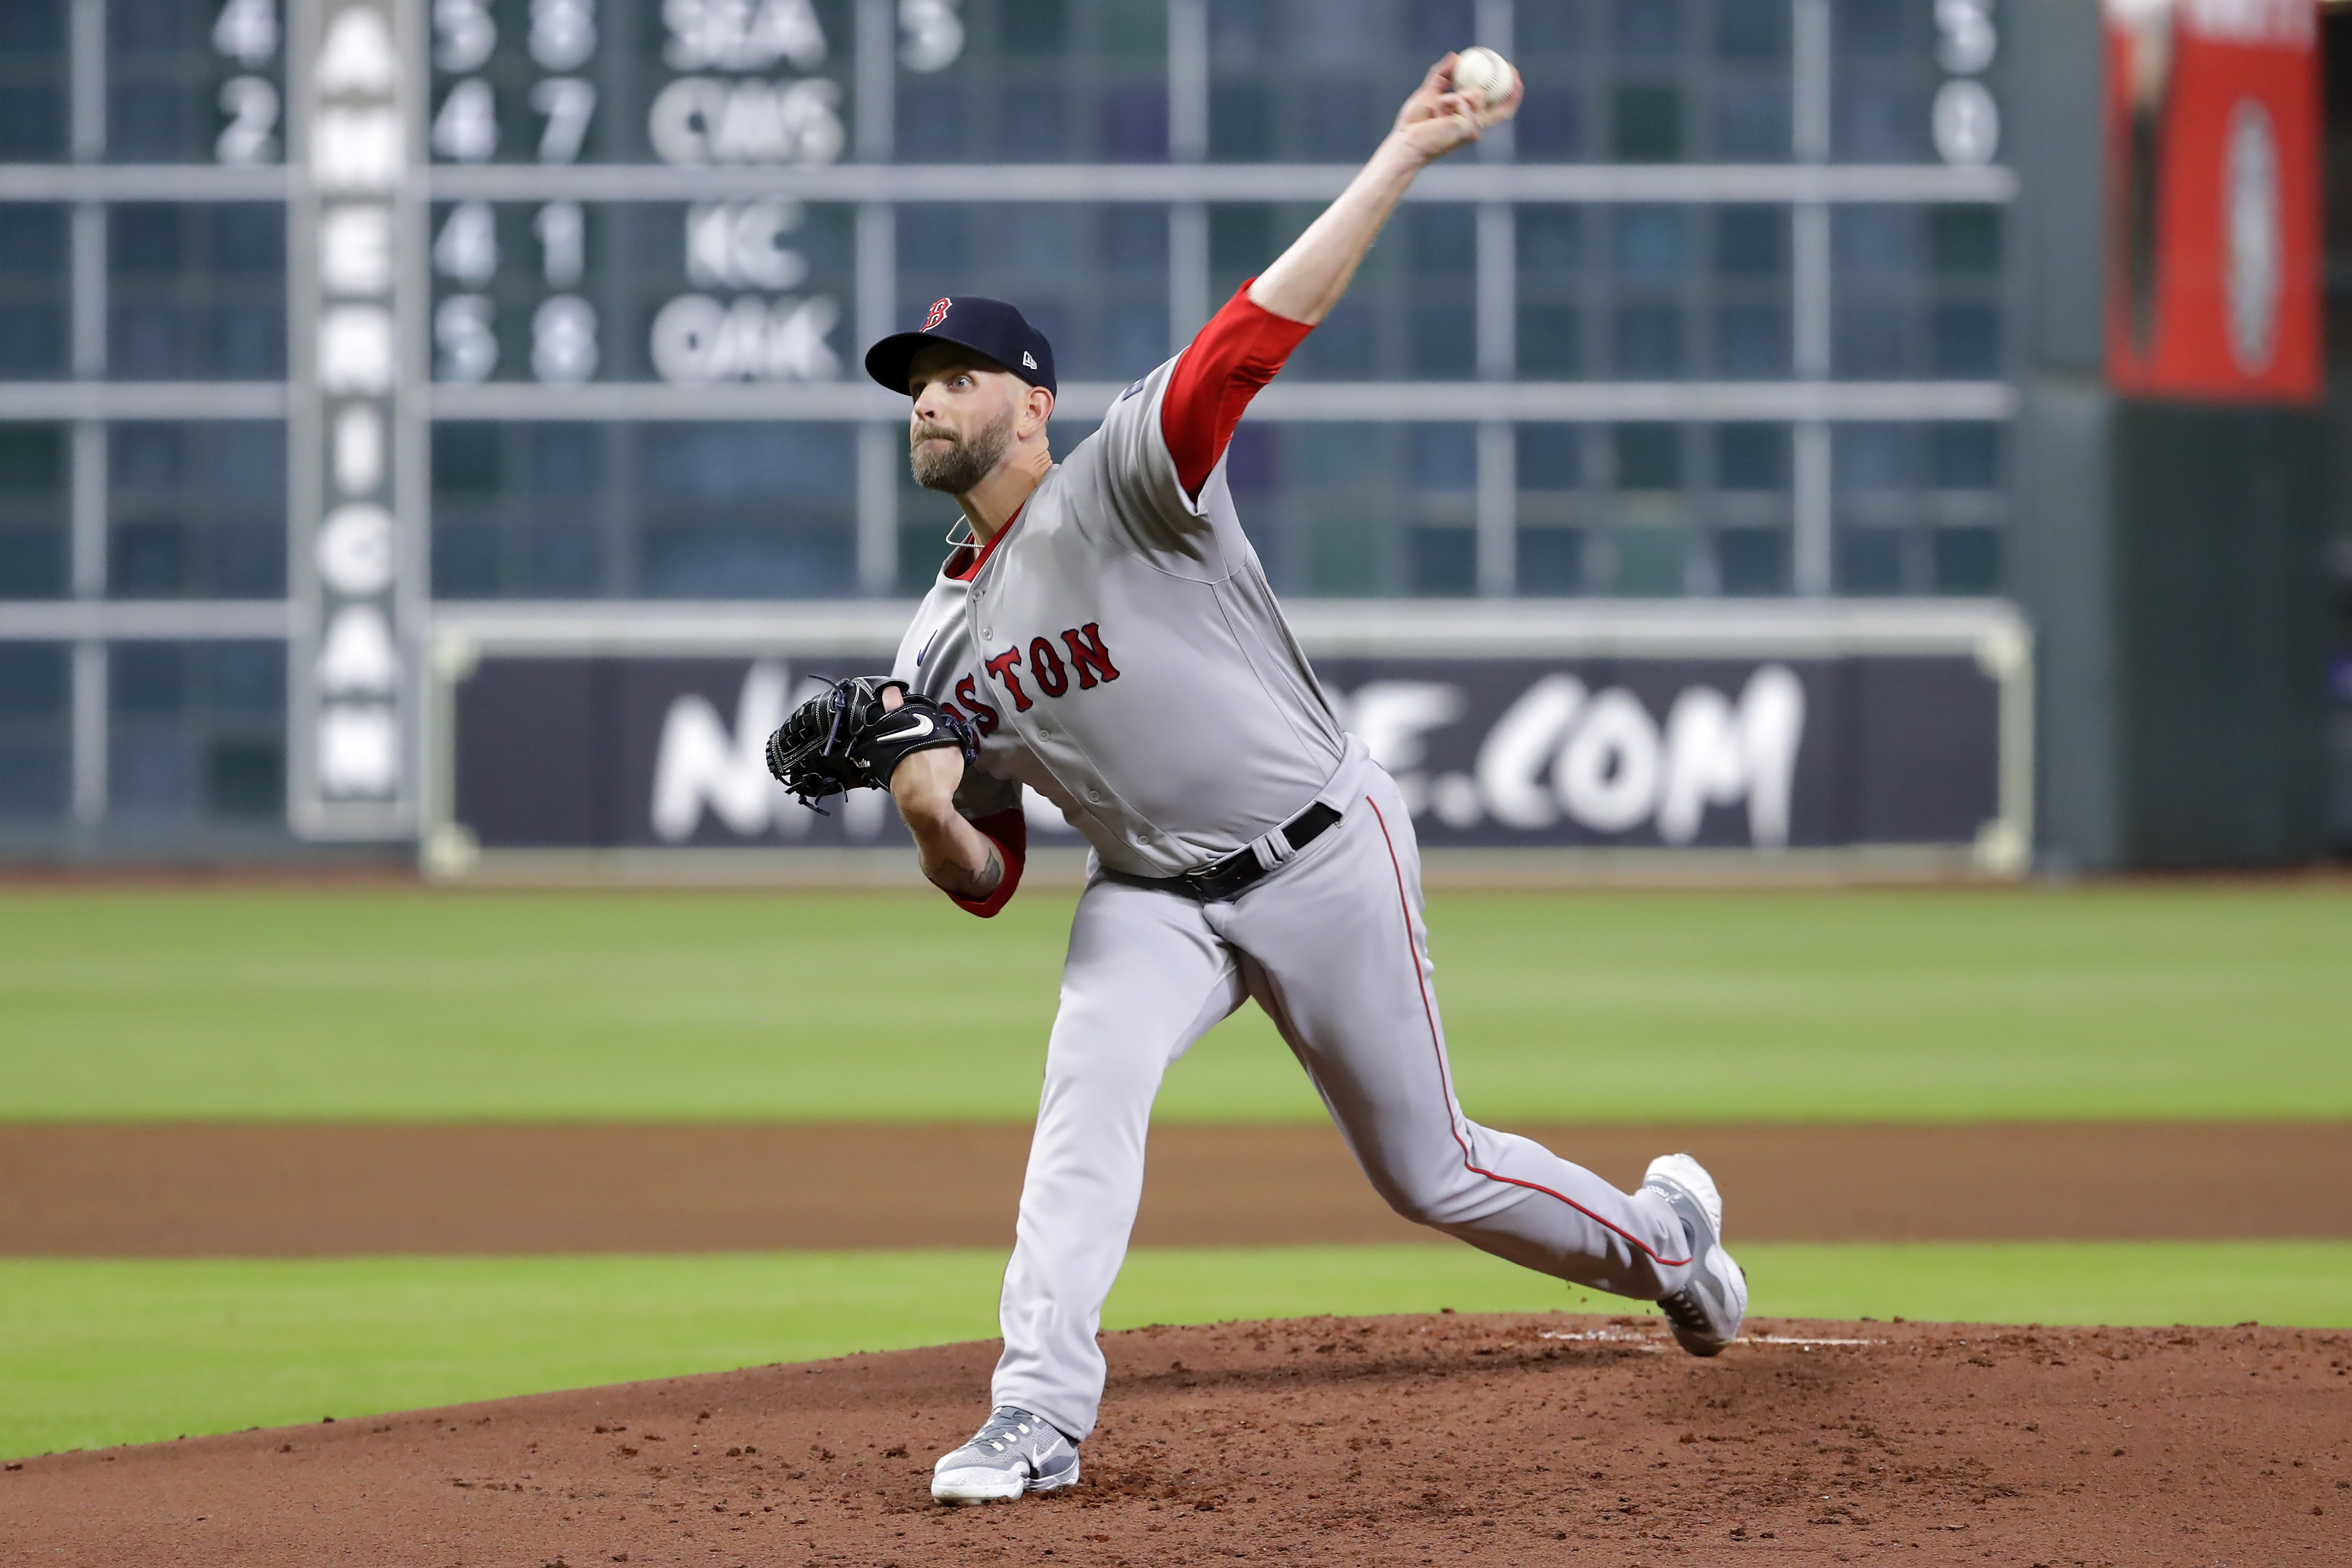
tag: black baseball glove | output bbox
[764,676,977,811]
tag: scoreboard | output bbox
[290,1,851,831]
[0,0,2018,853]
[421,0,858,392]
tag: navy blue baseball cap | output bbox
[864,294,1057,397]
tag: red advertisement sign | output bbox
[2103,0,2321,404]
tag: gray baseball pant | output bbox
[990,762,1697,1442]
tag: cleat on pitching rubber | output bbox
[931,1406,1081,1504]
[1642,1152,1749,1357]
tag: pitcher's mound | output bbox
[4,1314,2345,1566]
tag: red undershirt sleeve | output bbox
[946,807,1026,918]
[1162,280,1315,501]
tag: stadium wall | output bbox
[2011,0,2333,872]
[0,0,2340,877]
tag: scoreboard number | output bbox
[537,202,587,288]
[214,0,280,63]
[432,78,500,162]
[531,0,600,70]
[898,0,963,72]
[532,296,602,383]
[432,0,497,73]
[425,1,851,387]
[433,202,500,286]
[217,76,282,164]
[1932,0,2000,166]
[530,77,599,162]
[213,0,283,165]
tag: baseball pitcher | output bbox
[765,52,1748,1507]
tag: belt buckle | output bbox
[1182,848,1251,902]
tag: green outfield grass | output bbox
[4,1242,2346,1460]
[2,884,2346,1123]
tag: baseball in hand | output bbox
[1450,46,1515,108]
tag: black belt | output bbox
[1114,801,1343,903]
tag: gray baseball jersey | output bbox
[888,354,1348,877]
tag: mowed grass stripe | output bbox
[2,885,2347,1124]
[4,1242,2349,1460]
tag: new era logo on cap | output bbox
[1022,351,1037,369]
[923,297,953,330]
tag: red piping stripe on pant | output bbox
[1363,793,1694,1272]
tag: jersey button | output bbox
[981,626,993,640]
[1086,788,1104,803]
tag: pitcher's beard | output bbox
[910,406,1014,494]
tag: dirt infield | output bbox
[2,1122,2345,1256]
[4,1314,2345,1567]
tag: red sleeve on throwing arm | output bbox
[1163,280,1314,501]
[947,807,1027,919]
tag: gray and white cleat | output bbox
[931,1405,1081,1505]
[1643,1152,1749,1357]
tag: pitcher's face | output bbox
[907,345,1024,493]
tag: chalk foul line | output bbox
[1536,1330,1884,1350]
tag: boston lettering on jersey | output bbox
[964,623,1122,714]
[948,674,1000,734]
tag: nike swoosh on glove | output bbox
[844,688,976,791]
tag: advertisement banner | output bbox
[428,626,2026,873]
[2103,0,2322,404]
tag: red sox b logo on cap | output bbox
[923,297,953,331]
